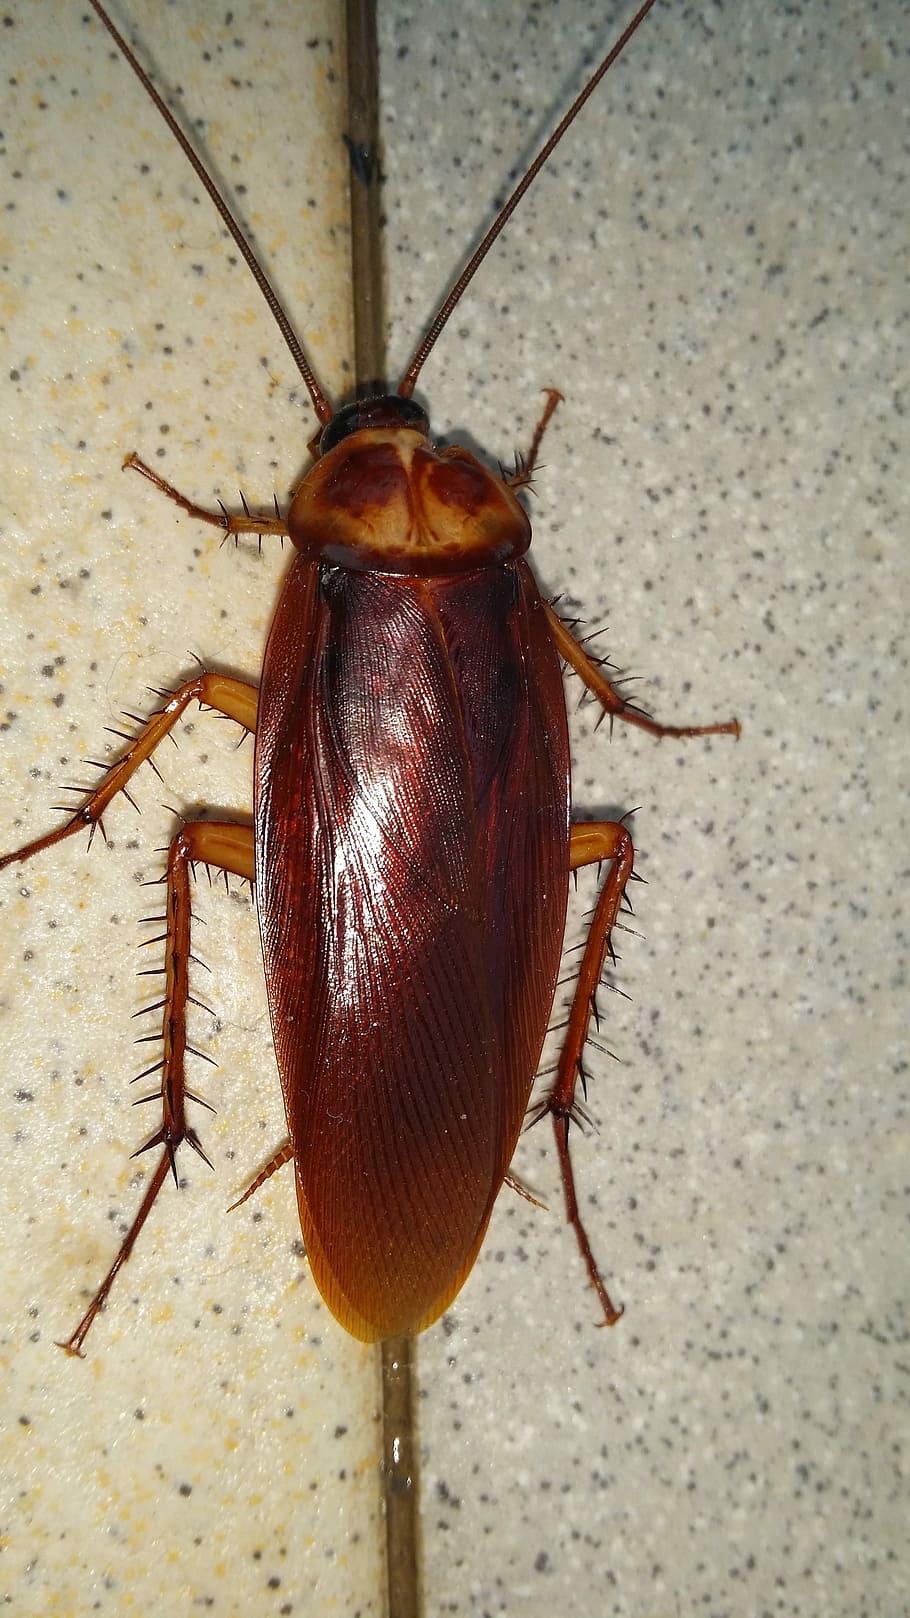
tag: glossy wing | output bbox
[431,563,571,1140]
[254,555,569,1339]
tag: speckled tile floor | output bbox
[2,3,906,1616]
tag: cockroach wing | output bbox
[254,553,570,1339]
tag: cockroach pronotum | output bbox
[2,0,738,1358]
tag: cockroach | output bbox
[1,0,738,1354]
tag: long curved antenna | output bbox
[88,0,334,425]
[398,0,659,400]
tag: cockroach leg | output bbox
[545,602,741,742]
[0,674,259,1352]
[508,388,564,491]
[124,454,290,542]
[60,818,255,1357]
[503,1171,547,1212]
[227,1139,295,1213]
[539,600,737,1322]
[533,820,635,1327]
[0,673,257,872]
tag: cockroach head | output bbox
[319,396,430,458]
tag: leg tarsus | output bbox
[56,1148,172,1357]
[553,1118,624,1327]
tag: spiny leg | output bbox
[534,820,637,1326]
[545,601,740,741]
[0,673,257,870]
[124,454,290,542]
[511,400,738,738]
[508,388,564,490]
[0,672,258,1351]
[507,386,738,738]
[543,583,738,1318]
[60,819,255,1356]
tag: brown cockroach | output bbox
[1,0,738,1361]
